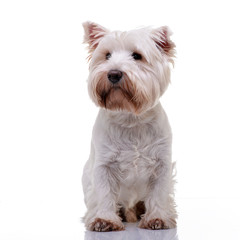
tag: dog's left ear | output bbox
[152,26,176,63]
[82,21,108,56]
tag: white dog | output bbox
[82,22,177,231]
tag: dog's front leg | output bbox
[139,158,177,230]
[85,163,124,231]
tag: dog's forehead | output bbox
[100,28,153,51]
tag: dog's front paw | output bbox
[89,218,125,232]
[139,217,176,230]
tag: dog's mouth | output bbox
[95,74,145,113]
[100,86,136,112]
[101,86,132,106]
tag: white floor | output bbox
[85,223,177,240]
[1,198,240,240]
[177,198,240,240]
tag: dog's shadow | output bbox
[84,223,179,240]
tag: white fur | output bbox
[82,22,177,231]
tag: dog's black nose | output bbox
[107,70,123,84]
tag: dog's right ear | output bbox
[82,21,108,56]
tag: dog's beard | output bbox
[101,87,135,112]
[94,74,145,113]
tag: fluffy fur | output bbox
[82,21,177,231]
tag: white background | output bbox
[0,0,240,239]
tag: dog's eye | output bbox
[132,52,142,60]
[106,52,111,60]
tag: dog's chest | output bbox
[118,144,158,182]
[113,127,162,185]
[115,134,162,205]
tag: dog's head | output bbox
[83,22,175,114]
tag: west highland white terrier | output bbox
[82,21,177,231]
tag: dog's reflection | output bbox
[84,223,178,240]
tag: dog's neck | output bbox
[101,101,162,128]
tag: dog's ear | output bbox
[152,26,176,64]
[82,21,108,56]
